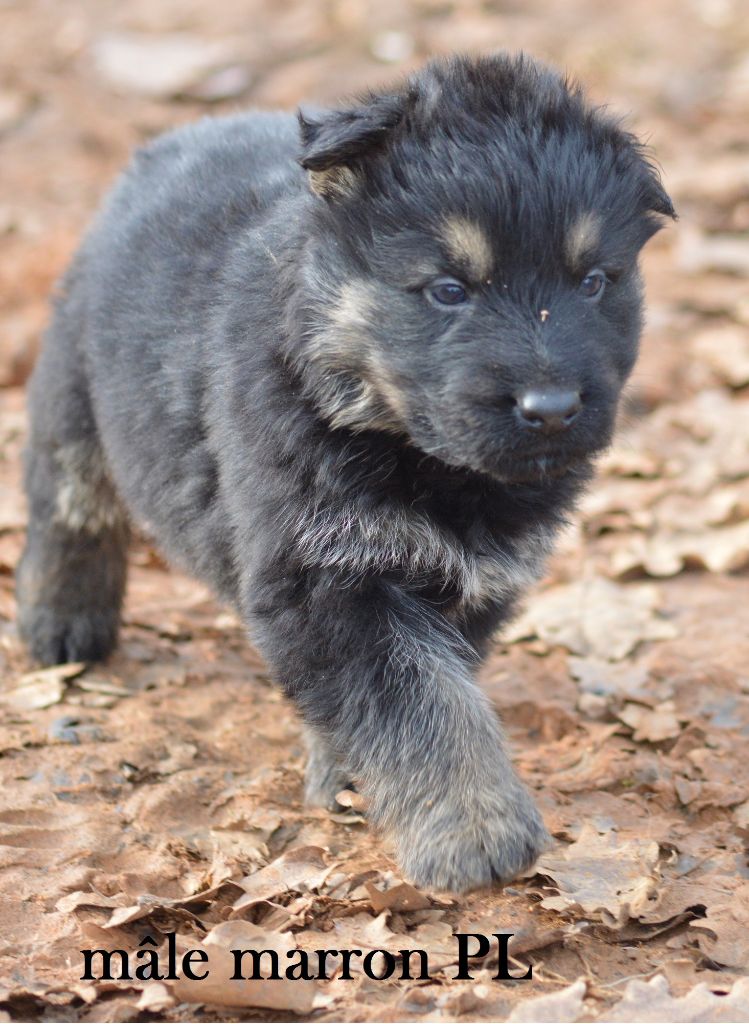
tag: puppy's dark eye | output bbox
[579,270,607,300]
[428,279,469,306]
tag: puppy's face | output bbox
[296,55,675,484]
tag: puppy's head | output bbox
[294,54,675,484]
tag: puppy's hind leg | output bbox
[16,281,129,666]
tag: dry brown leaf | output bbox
[606,973,749,1022]
[507,978,587,1022]
[335,788,368,812]
[233,845,333,911]
[76,676,132,698]
[0,663,86,711]
[364,880,431,913]
[733,800,749,827]
[203,919,296,956]
[690,883,749,968]
[639,875,736,926]
[297,911,457,974]
[55,891,125,914]
[169,930,317,1012]
[611,520,749,577]
[136,981,175,1012]
[101,884,234,929]
[505,578,678,660]
[569,656,651,699]
[618,701,682,742]
[536,824,660,927]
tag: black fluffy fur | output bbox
[17,54,674,891]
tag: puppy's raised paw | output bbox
[394,784,551,893]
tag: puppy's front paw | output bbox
[394,784,550,892]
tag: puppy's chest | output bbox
[292,499,552,607]
[440,523,553,610]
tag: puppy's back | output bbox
[64,112,303,593]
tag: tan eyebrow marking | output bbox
[440,216,493,280]
[565,211,601,269]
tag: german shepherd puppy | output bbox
[17,54,674,891]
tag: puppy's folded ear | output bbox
[636,175,677,250]
[647,182,676,220]
[642,166,677,222]
[298,93,407,198]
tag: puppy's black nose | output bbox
[514,389,581,433]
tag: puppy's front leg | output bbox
[249,574,549,891]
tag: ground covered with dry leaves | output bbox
[1,0,748,1021]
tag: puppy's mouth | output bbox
[491,450,594,484]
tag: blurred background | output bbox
[0,0,747,395]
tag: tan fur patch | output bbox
[441,217,493,280]
[303,280,408,434]
[330,280,374,333]
[54,441,127,534]
[309,166,358,199]
[565,211,601,269]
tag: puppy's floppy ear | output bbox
[643,170,677,221]
[298,93,406,198]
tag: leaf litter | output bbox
[2,0,749,1021]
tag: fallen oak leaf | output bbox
[364,879,431,913]
[535,823,660,928]
[504,578,677,660]
[1,663,86,711]
[637,875,736,927]
[569,656,651,700]
[606,973,749,1022]
[611,521,749,578]
[203,919,295,956]
[102,889,227,929]
[507,978,587,1022]
[233,845,334,911]
[168,929,317,1013]
[690,883,749,969]
[136,981,175,1012]
[55,891,125,914]
[618,701,683,742]
[334,788,368,812]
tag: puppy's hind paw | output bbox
[304,729,355,812]
[18,606,119,666]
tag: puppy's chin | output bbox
[487,452,594,485]
[410,436,597,486]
